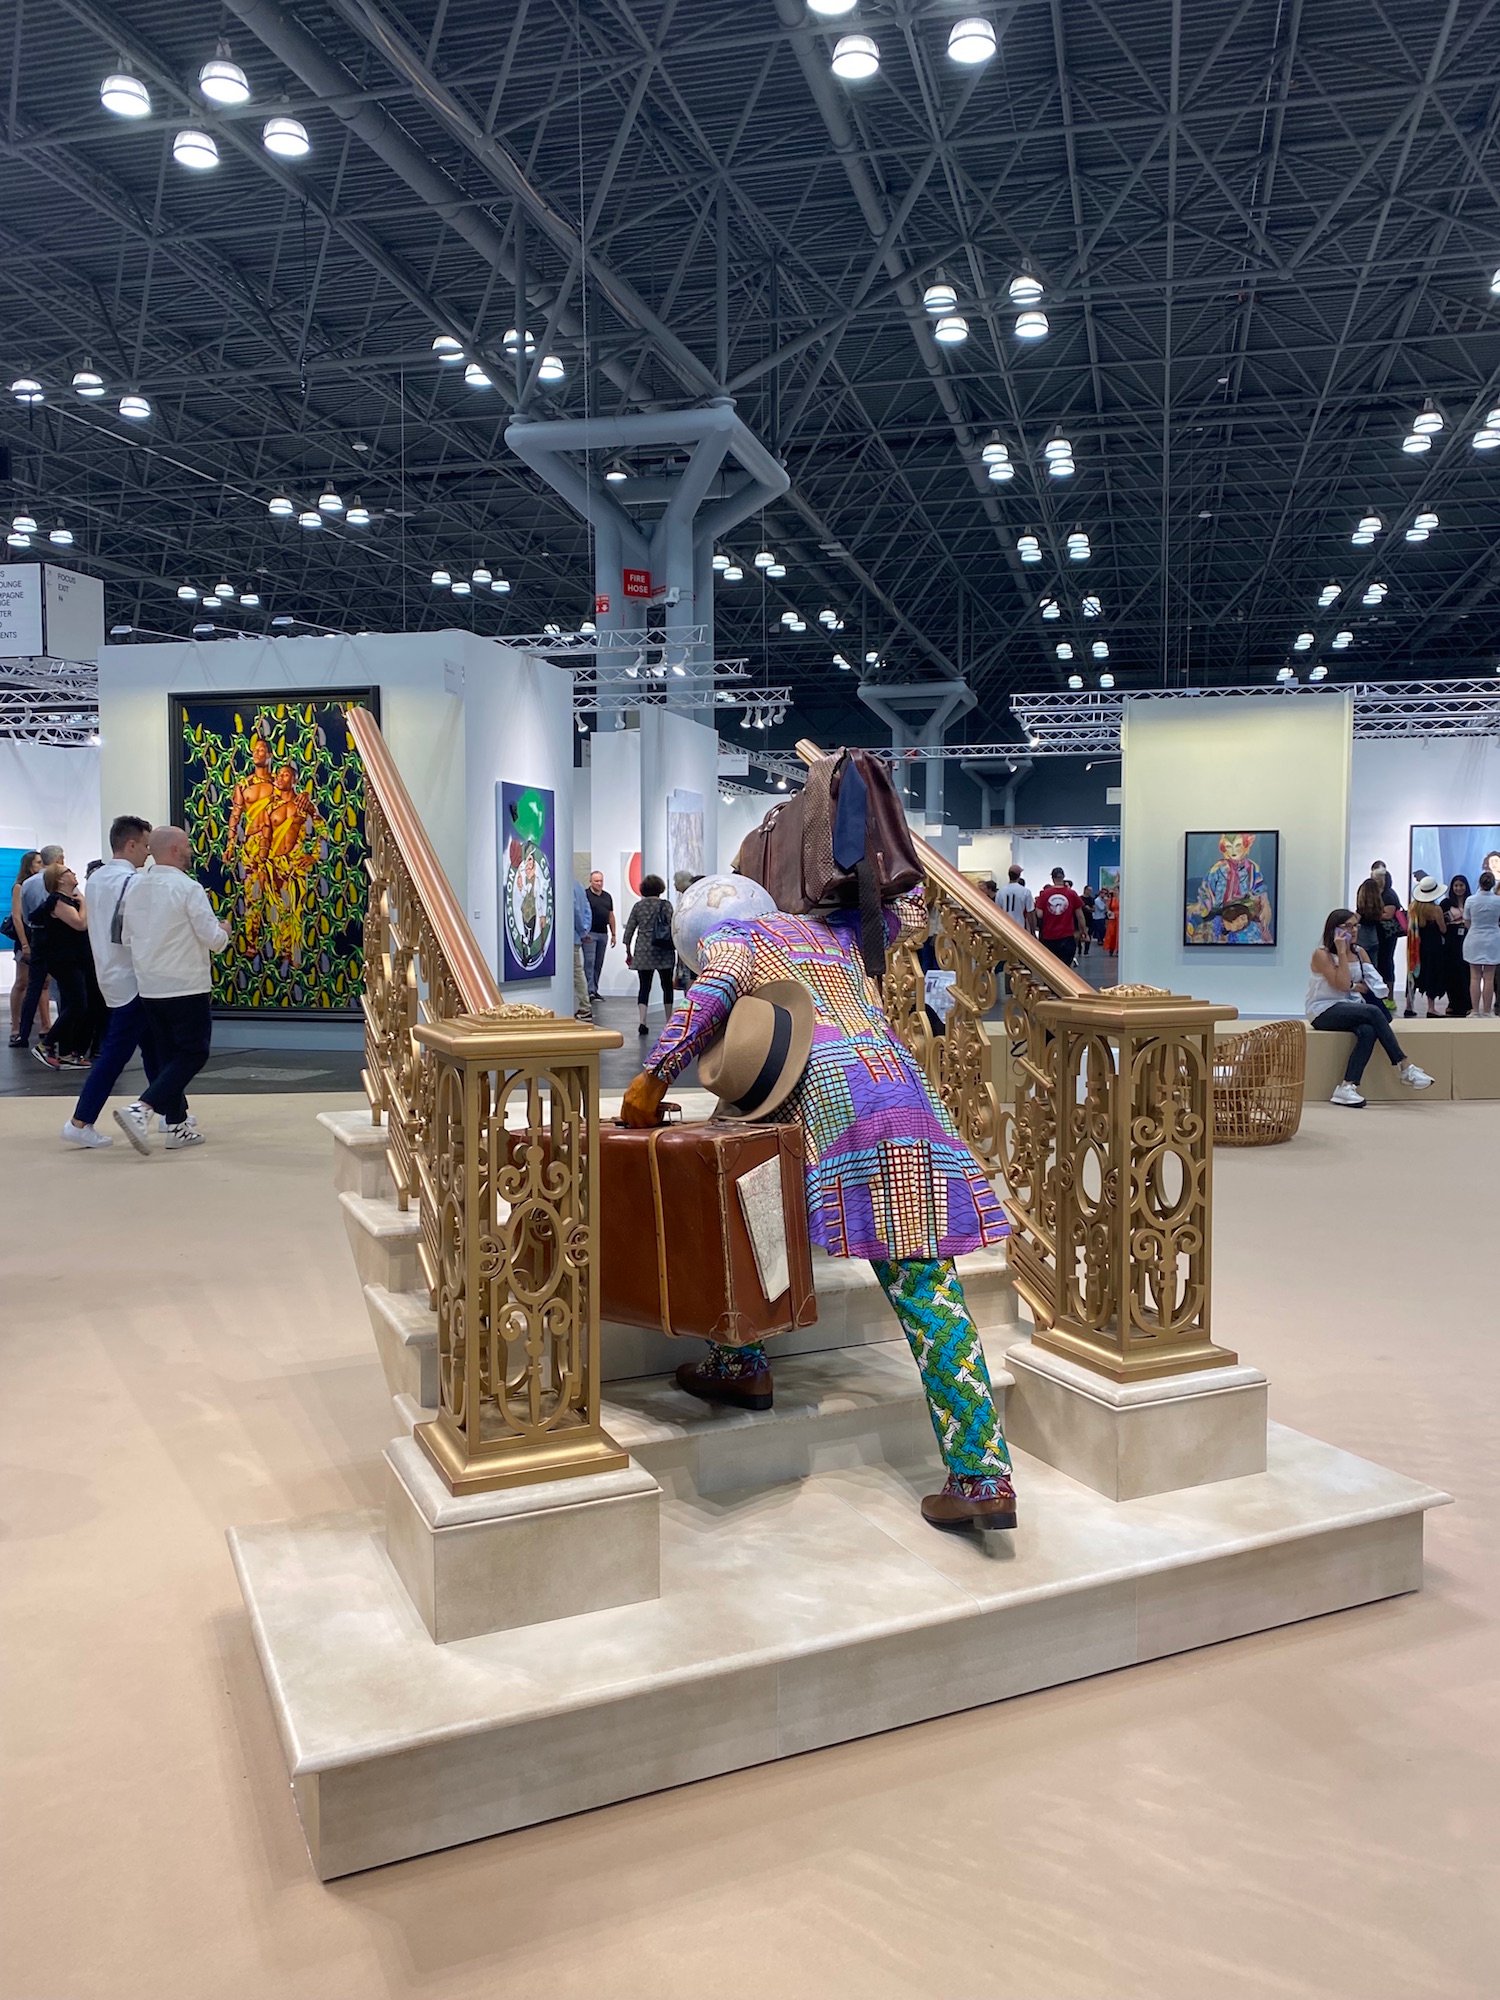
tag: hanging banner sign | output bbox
[622,567,652,599]
[594,593,610,615]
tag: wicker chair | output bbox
[1212,1020,1306,1146]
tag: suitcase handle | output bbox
[607,1100,682,1130]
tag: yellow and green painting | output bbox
[169,688,378,1015]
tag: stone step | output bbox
[338,1190,422,1296]
[228,1423,1447,1878]
[366,1285,439,1411]
[318,1107,393,1198]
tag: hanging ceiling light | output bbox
[1048,453,1074,477]
[48,523,73,546]
[1276,665,1296,682]
[1471,422,1500,450]
[1081,594,1102,617]
[209,579,232,598]
[1091,640,1109,660]
[431,569,452,587]
[502,328,537,357]
[831,34,880,81]
[1010,268,1044,308]
[1067,673,1083,689]
[317,485,343,514]
[346,499,371,527]
[1413,510,1439,531]
[1017,533,1042,562]
[101,69,151,118]
[239,592,260,608]
[606,459,629,484]
[808,0,858,13]
[1040,597,1060,620]
[723,563,743,582]
[1317,582,1341,607]
[1405,526,1429,542]
[118,391,150,420]
[5,531,31,548]
[1309,663,1327,681]
[1401,431,1431,454]
[767,561,787,578]
[1411,401,1444,435]
[297,509,322,529]
[472,566,493,585]
[1356,513,1383,534]
[1098,672,1115,689]
[780,610,798,625]
[987,459,1014,482]
[464,362,492,389]
[1293,632,1315,651]
[834,654,851,670]
[537,354,566,383]
[980,436,1008,464]
[933,314,968,345]
[1044,435,1073,460]
[263,115,309,159]
[922,276,957,315]
[173,130,220,171]
[432,334,465,364]
[199,43,251,105]
[11,376,44,406]
[754,548,776,569]
[1056,642,1074,660]
[11,510,38,537]
[1351,531,1375,547]
[947,18,997,64]
[1066,530,1090,561]
[1332,630,1353,648]
[713,553,731,572]
[1014,309,1049,341]
[492,576,511,593]
[177,583,198,601]
[72,363,105,398]
[267,495,294,518]
[451,580,471,596]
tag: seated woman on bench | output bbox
[1307,908,1434,1108]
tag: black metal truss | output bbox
[2,0,1499,753]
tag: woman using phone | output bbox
[1307,908,1434,1107]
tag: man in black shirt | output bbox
[583,870,616,1000]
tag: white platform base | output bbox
[1005,1338,1269,1500]
[230,1423,1446,1879]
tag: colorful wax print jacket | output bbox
[643,893,1008,1263]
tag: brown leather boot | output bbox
[920,1471,1018,1533]
[674,1358,774,1413]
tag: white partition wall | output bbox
[638,709,719,891]
[1350,736,1500,897]
[1014,833,1088,891]
[1120,692,1353,1016]
[587,727,642,995]
[0,740,103,994]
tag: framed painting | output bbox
[169,688,378,1016]
[1183,830,1280,947]
[1408,823,1500,894]
[498,781,556,982]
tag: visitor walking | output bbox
[623,873,676,1034]
[1463,869,1500,1016]
[1408,877,1448,1017]
[112,825,229,1154]
[571,877,592,1022]
[996,864,1035,933]
[7,850,53,1046]
[1306,908,1434,1107]
[30,864,93,1069]
[1441,875,1472,1017]
[13,842,64,1047]
[1077,884,1097,954]
[60,815,154,1149]
[1369,861,1404,998]
[1036,868,1085,966]
[582,870,615,1000]
[619,874,1017,1535]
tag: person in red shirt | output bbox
[1036,869,1085,966]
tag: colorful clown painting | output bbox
[1183,830,1280,947]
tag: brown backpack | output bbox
[733,747,923,974]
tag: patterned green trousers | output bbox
[872,1257,1012,1479]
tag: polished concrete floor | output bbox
[1,1088,1494,1999]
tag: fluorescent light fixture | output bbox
[831,34,880,81]
[72,365,105,397]
[1015,309,1049,340]
[101,71,151,117]
[948,18,997,65]
[263,115,310,159]
[173,130,220,171]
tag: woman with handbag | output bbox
[622,873,677,1034]
[621,872,1018,1536]
[7,850,53,1047]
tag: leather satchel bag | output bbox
[733,747,922,975]
[597,1120,818,1346]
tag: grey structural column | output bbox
[506,403,787,725]
[859,682,976,827]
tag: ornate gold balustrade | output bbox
[347,706,626,1495]
[796,738,1237,1385]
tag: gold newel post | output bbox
[1030,988,1240,1382]
[411,1013,631,1496]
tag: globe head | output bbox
[673,873,776,969]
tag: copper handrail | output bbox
[346,703,500,1014]
[793,736,1091,1003]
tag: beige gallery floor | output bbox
[1,1087,1496,2000]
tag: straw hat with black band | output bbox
[1413,874,1443,904]
[697,981,816,1121]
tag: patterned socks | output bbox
[701,1341,770,1381]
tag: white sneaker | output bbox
[1330,1081,1367,1108]
[1400,1063,1435,1090]
[61,1120,112,1149]
[113,1102,154,1154]
[163,1119,206,1149]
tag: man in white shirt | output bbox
[62,815,153,1148]
[113,825,229,1155]
[996,865,1036,934]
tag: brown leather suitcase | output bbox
[598,1120,819,1346]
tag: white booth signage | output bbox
[0,563,105,662]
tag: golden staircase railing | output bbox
[348,706,627,1495]
[796,739,1236,1384]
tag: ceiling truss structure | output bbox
[2,0,1500,759]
